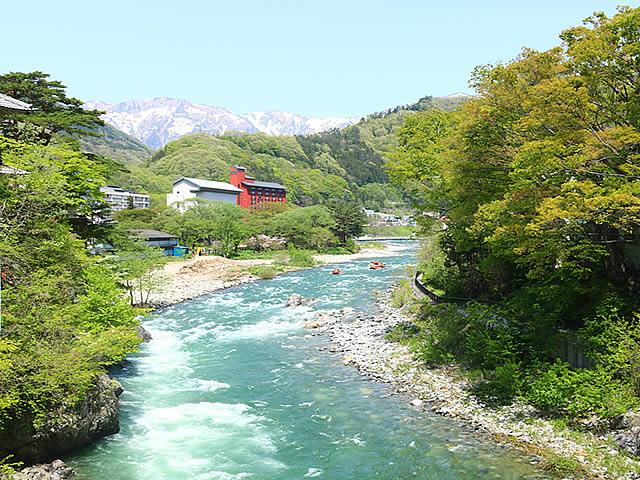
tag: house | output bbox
[130,229,180,256]
[167,177,242,212]
[100,186,150,214]
[230,165,286,209]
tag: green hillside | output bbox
[99,95,468,210]
[79,124,153,164]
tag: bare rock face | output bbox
[1,375,123,464]
[13,460,74,480]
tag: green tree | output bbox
[0,71,104,144]
[327,200,366,244]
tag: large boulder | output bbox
[284,294,313,307]
[614,427,640,456]
[13,460,74,480]
[1,375,123,464]
[136,325,153,343]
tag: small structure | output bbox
[130,229,179,255]
[100,186,150,214]
[0,92,33,115]
[0,164,28,175]
[229,165,286,209]
[167,177,242,212]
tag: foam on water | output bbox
[68,241,551,480]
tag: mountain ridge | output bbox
[84,97,358,149]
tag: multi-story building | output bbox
[167,177,242,212]
[100,186,150,213]
[229,165,286,209]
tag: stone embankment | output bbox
[304,292,640,480]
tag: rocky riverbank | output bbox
[304,290,640,480]
[12,460,74,480]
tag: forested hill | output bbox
[101,94,468,210]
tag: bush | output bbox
[473,361,523,405]
[247,265,282,279]
[286,247,316,268]
[385,321,420,342]
[411,302,518,369]
[525,362,637,418]
[579,301,640,392]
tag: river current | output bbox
[68,242,549,479]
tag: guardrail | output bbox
[412,272,476,305]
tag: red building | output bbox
[230,165,287,209]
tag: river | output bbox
[68,241,549,479]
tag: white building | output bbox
[167,177,242,211]
[100,186,150,213]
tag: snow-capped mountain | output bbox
[244,111,356,136]
[84,98,358,149]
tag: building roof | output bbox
[100,185,150,197]
[130,229,178,239]
[0,164,29,175]
[0,93,33,112]
[175,177,242,193]
[243,180,286,191]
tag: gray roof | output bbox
[175,177,242,193]
[0,93,33,111]
[0,164,29,175]
[243,180,286,191]
[130,229,178,239]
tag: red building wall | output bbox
[230,165,251,208]
[230,165,286,209]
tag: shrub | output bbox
[286,247,316,268]
[248,265,282,279]
[579,301,640,392]
[525,362,637,418]
[385,321,420,343]
[472,361,523,405]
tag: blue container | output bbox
[173,246,189,257]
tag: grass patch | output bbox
[233,250,282,260]
[247,265,284,279]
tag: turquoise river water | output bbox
[68,242,550,479]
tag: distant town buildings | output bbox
[100,186,150,213]
[363,208,415,227]
[167,166,287,211]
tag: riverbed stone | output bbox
[285,294,313,307]
[136,325,153,342]
[13,460,75,480]
[614,427,640,457]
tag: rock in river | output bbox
[284,293,313,307]
[0,374,123,464]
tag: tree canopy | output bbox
[0,71,104,144]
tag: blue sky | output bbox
[0,1,630,117]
